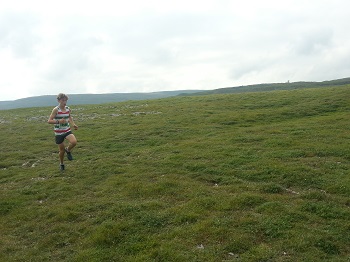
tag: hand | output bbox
[73,124,78,130]
[59,119,66,124]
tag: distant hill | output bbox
[0,90,204,110]
[2,77,350,110]
[180,77,350,96]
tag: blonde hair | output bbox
[57,93,69,100]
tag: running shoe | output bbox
[65,148,73,161]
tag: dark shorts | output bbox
[55,131,73,144]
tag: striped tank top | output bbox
[54,106,71,136]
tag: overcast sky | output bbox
[1,0,349,101]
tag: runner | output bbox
[48,93,78,171]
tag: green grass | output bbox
[1,86,350,261]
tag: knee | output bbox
[70,139,77,147]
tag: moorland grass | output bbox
[1,86,350,261]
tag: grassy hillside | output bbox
[185,77,350,96]
[1,86,350,261]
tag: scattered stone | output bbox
[27,116,47,122]
[31,177,46,181]
[132,111,162,116]
[197,244,204,249]
[228,252,239,258]
[133,112,146,115]
[0,118,10,124]
[286,188,299,195]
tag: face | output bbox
[58,98,68,106]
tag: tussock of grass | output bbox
[1,86,350,261]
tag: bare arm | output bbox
[48,107,59,124]
[69,115,78,130]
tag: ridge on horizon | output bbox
[0,90,203,110]
[187,77,350,96]
[1,77,349,110]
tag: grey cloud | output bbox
[43,28,105,81]
[228,55,275,80]
[45,54,90,81]
[0,11,40,58]
[103,13,232,62]
[1,1,350,101]
[293,27,333,55]
[40,12,232,75]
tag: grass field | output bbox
[1,86,350,261]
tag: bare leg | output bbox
[65,134,77,152]
[58,143,65,164]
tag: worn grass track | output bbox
[1,86,350,261]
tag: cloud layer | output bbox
[1,0,349,101]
